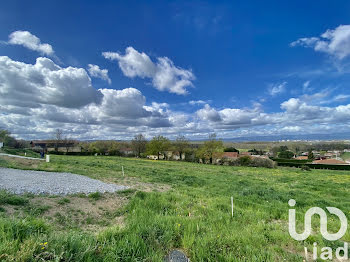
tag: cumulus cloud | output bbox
[291,25,350,60]
[0,56,102,108]
[102,47,195,95]
[194,93,350,134]
[7,31,54,56]
[0,55,176,139]
[196,104,222,122]
[87,64,111,84]
[268,82,287,96]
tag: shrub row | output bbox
[277,162,350,170]
[270,158,311,164]
[221,156,277,168]
[47,151,95,156]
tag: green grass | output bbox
[0,147,40,158]
[341,152,350,161]
[0,155,350,261]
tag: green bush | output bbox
[270,158,310,164]
[223,157,276,168]
[0,191,29,205]
[239,156,252,166]
[250,157,277,168]
[301,165,311,171]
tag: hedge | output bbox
[277,162,350,170]
[270,158,311,164]
[47,151,94,156]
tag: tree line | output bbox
[78,133,225,163]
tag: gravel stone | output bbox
[0,167,127,195]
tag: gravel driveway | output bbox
[0,167,127,195]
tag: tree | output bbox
[131,134,147,157]
[146,135,171,160]
[54,129,63,152]
[308,150,314,160]
[63,137,77,153]
[248,148,264,155]
[0,129,17,148]
[173,135,189,160]
[197,133,224,164]
[224,147,239,153]
[278,150,294,159]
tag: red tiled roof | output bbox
[295,156,308,160]
[222,152,239,158]
[240,152,252,156]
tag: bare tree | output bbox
[63,136,77,153]
[54,129,63,152]
[131,134,147,157]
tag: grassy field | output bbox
[0,147,40,158]
[341,152,350,161]
[1,155,350,261]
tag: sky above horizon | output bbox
[2,0,350,140]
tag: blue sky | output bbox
[1,0,350,140]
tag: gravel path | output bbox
[0,167,127,195]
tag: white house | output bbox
[0,142,3,149]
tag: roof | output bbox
[240,152,252,156]
[222,152,239,158]
[295,156,308,160]
[312,159,349,165]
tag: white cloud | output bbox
[302,80,312,93]
[268,82,287,96]
[7,31,54,56]
[189,100,207,105]
[291,25,350,60]
[87,64,111,84]
[102,47,195,95]
[282,126,301,132]
[196,104,222,122]
[303,80,310,89]
[0,55,176,139]
[0,56,102,108]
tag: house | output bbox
[251,155,269,159]
[222,152,239,159]
[0,142,3,149]
[165,151,185,160]
[147,155,161,160]
[30,140,81,152]
[147,151,185,160]
[323,152,335,159]
[119,148,134,155]
[240,152,252,156]
[294,156,308,160]
[312,159,349,165]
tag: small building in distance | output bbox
[30,140,81,153]
[119,148,134,155]
[0,142,3,149]
[222,152,239,159]
[294,156,308,160]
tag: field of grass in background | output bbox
[341,152,350,161]
[1,155,350,261]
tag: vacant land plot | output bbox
[0,155,350,261]
[0,167,127,195]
